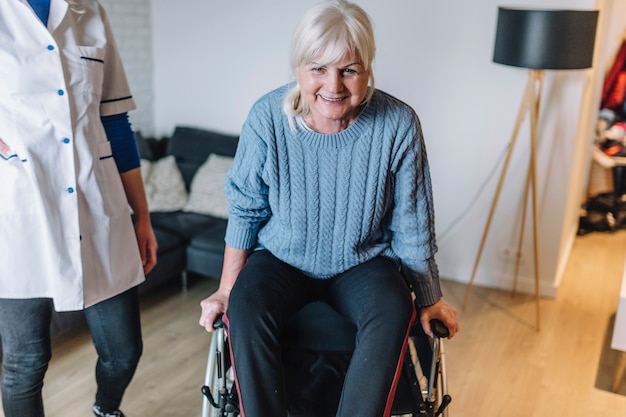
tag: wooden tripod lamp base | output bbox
[462,69,543,332]
[463,7,598,332]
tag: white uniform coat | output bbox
[0,0,145,311]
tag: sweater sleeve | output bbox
[223,106,273,250]
[388,112,442,307]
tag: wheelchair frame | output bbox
[201,313,451,417]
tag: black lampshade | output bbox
[493,7,599,70]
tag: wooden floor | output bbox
[2,231,626,416]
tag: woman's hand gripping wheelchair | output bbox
[201,303,452,417]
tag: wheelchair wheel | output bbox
[436,339,450,417]
[398,322,451,417]
[200,312,451,417]
[419,337,450,417]
[201,325,239,417]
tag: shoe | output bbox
[92,404,126,417]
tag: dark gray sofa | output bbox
[48,126,238,337]
[140,125,238,290]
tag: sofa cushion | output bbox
[153,227,187,253]
[150,211,224,241]
[166,126,239,189]
[186,221,228,278]
[142,228,187,291]
[183,154,233,219]
[187,221,227,253]
[50,310,86,337]
[142,156,188,212]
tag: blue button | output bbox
[67,187,74,193]
[47,45,54,51]
[57,89,64,96]
[62,138,70,144]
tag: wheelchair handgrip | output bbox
[213,314,225,330]
[430,319,449,338]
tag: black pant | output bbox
[225,250,414,417]
[0,287,143,417]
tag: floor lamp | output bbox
[462,8,598,332]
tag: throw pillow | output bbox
[142,155,188,212]
[140,158,152,182]
[183,154,233,218]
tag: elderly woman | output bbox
[199,1,459,416]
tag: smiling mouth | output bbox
[319,95,347,102]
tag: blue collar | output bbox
[27,0,51,26]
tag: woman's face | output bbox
[297,51,369,133]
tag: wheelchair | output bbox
[201,301,452,417]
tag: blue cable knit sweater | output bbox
[224,84,442,306]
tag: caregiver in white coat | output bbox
[0,1,157,417]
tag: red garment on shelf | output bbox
[601,39,626,112]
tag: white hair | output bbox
[282,0,376,131]
[65,0,86,16]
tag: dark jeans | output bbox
[225,250,414,417]
[0,287,143,417]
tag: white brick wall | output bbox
[99,0,155,136]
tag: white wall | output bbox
[100,0,155,136]
[148,0,621,297]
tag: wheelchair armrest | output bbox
[430,319,449,339]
